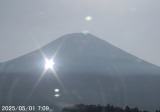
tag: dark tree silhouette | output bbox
[62,104,160,112]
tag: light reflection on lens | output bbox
[55,94,60,97]
[55,89,59,92]
[85,16,92,21]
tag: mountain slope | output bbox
[0,33,160,111]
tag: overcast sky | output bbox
[0,0,160,66]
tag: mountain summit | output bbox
[0,33,160,111]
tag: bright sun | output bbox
[45,59,54,69]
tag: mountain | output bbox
[0,33,160,111]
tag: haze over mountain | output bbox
[0,33,160,111]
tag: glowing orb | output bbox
[85,16,92,21]
[55,89,59,92]
[45,59,54,69]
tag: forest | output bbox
[62,104,160,112]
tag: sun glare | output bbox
[45,59,54,69]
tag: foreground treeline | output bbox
[62,104,160,112]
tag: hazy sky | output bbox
[0,0,160,66]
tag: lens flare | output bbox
[55,94,60,97]
[85,16,92,21]
[55,89,59,92]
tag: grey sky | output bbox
[0,0,160,66]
